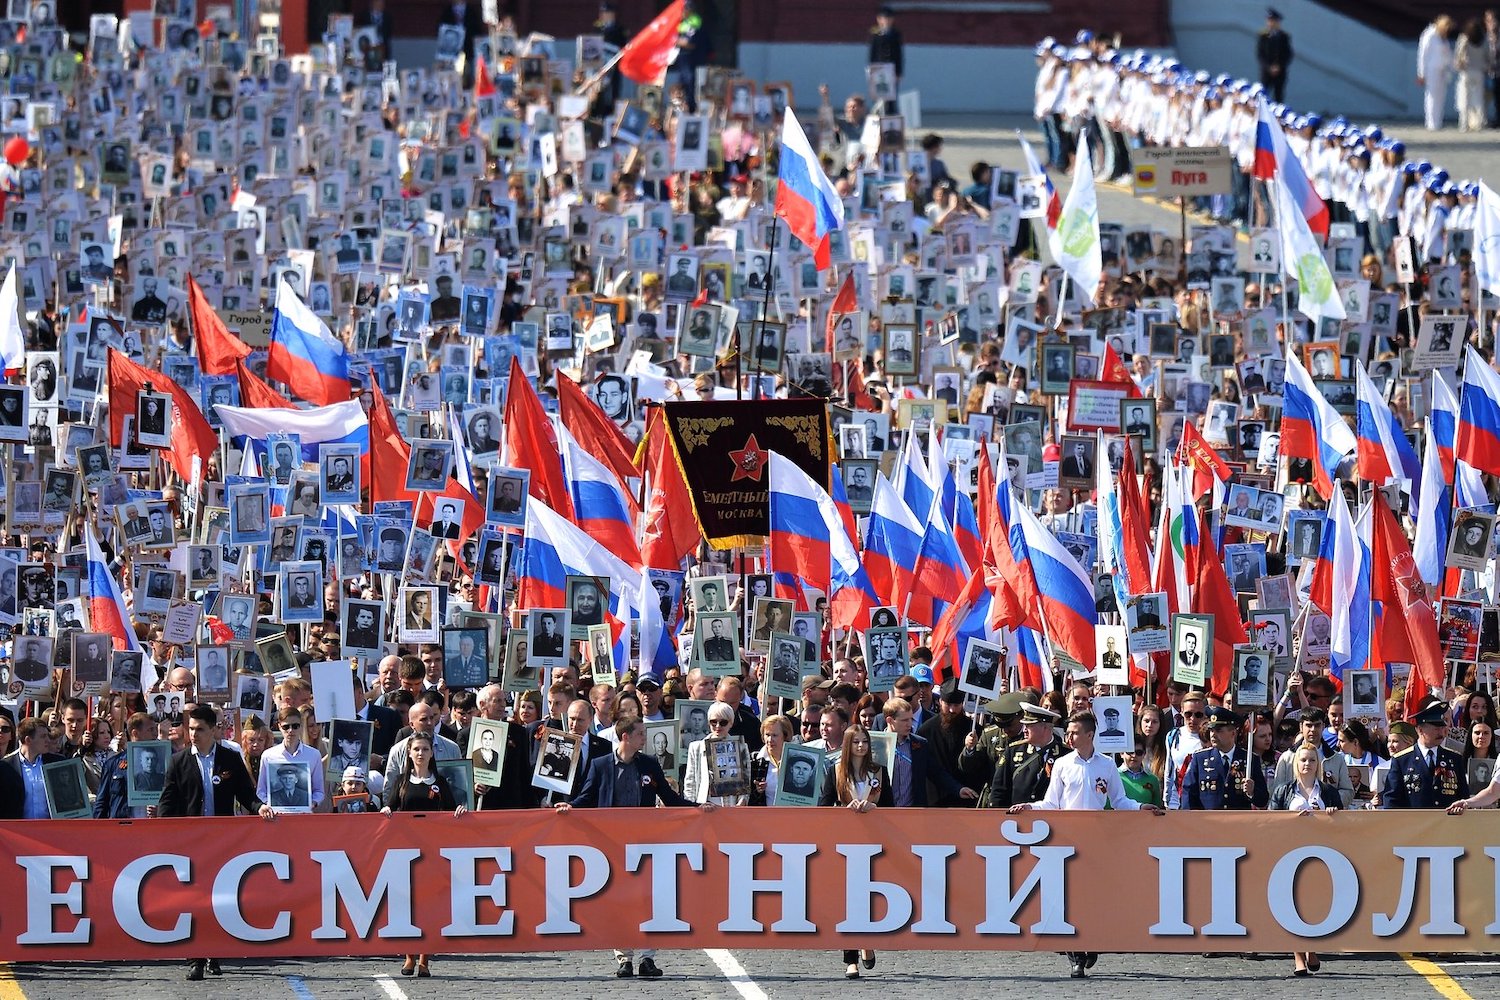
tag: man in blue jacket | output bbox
[94,712,156,818]
[556,717,715,979]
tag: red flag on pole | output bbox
[556,372,639,487]
[617,0,685,85]
[1370,495,1444,690]
[1177,420,1231,501]
[502,356,574,521]
[234,360,296,410]
[1099,342,1142,396]
[473,54,495,98]
[107,349,218,484]
[189,275,251,375]
[639,408,701,570]
[368,382,484,542]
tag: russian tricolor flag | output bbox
[1432,372,1459,482]
[862,473,924,609]
[560,424,642,568]
[773,108,844,271]
[1017,133,1061,231]
[1310,486,1371,680]
[216,399,370,467]
[1281,350,1356,498]
[1252,98,1329,238]
[768,453,878,631]
[1009,499,1097,669]
[267,280,350,405]
[1457,346,1500,477]
[1355,363,1421,504]
[86,524,141,653]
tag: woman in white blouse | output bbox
[682,702,749,806]
[1270,745,1340,977]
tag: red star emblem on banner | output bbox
[728,435,767,482]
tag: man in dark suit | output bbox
[1383,701,1470,809]
[0,718,65,818]
[437,0,486,85]
[472,684,536,810]
[359,0,394,62]
[1181,708,1269,810]
[557,717,711,979]
[156,706,274,981]
[1256,8,1293,103]
[882,697,965,806]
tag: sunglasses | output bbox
[280,724,303,731]
[0,727,11,734]
[709,719,731,727]
[1184,711,1207,719]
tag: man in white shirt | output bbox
[256,708,326,810]
[1010,710,1161,978]
[1164,691,1208,809]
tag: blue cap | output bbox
[908,665,934,684]
[1388,140,1406,156]
[1075,29,1094,43]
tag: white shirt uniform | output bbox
[1031,748,1141,810]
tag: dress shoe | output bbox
[861,950,876,970]
[205,959,222,977]
[1069,953,1086,979]
[615,960,633,978]
[185,960,206,982]
[638,958,663,978]
[1307,955,1321,972]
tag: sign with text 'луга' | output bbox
[1133,147,1234,198]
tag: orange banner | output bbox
[2,810,1498,960]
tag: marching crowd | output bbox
[0,0,1495,984]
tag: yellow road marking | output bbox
[0,962,26,1000]
[1403,953,1476,1000]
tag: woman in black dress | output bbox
[381,732,467,977]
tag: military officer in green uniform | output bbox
[963,691,1024,808]
[984,701,1065,808]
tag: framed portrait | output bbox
[467,717,510,786]
[43,758,91,819]
[235,672,269,718]
[265,759,314,813]
[1170,613,1213,687]
[693,611,741,676]
[194,644,232,700]
[1413,314,1463,369]
[565,574,608,640]
[1056,434,1095,489]
[435,758,474,811]
[526,607,571,669]
[1448,508,1495,573]
[705,735,751,798]
[227,482,272,545]
[1298,608,1334,672]
[531,730,581,795]
[882,324,918,377]
[256,632,300,678]
[501,628,539,692]
[1119,397,1157,452]
[406,440,454,493]
[319,443,361,505]
[840,459,877,515]
[1126,592,1170,654]
[1039,342,1075,395]
[1254,574,1296,613]
[342,598,386,655]
[126,740,172,807]
[325,719,373,784]
[398,585,440,644]
[1091,695,1134,754]
[1343,668,1385,722]
[584,623,615,687]
[748,596,792,653]
[442,625,490,689]
[279,560,324,625]
[690,575,730,615]
[134,390,172,449]
[864,626,908,693]
[486,466,529,528]
[109,650,145,694]
[957,637,1004,700]
[1066,381,1131,433]
[777,742,823,806]
[764,631,805,701]
[1232,646,1271,707]
[675,699,713,768]
[1095,624,1129,686]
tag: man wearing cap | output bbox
[965,691,1025,807]
[1382,702,1469,808]
[1256,9,1293,103]
[1181,708,1268,810]
[985,702,1065,809]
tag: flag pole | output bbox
[749,215,781,402]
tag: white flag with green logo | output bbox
[1271,175,1345,325]
[1048,133,1101,304]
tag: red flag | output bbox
[1115,445,1156,690]
[975,439,995,548]
[1370,496,1444,689]
[188,275,251,375]
[368,382,484,543]
[1189,511,1248,699]
[1100,342,1142,396]
[824,271,858,353]
[106,349,218,485]
[556,372,639,486]
[234,360,295,410]
[473,54,495,98]
[617,0,685,85]
[1177,420,1231,501]
[502,356,574,521]
[639,408,700,570]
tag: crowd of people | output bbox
[0,0,1494,984]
